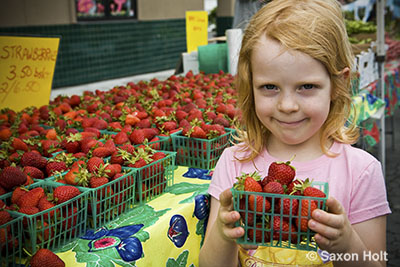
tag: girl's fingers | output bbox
[223,226,244,239]
[308,218,341,240]
[220,210,241,225]
[325,197,344,215]
[219,188,233,209]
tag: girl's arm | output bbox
[199,189,244,267]
[309,197,387,267]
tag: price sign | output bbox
[186,11,208,53]
[0,35,60,111]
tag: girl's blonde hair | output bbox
[235,0,359,162]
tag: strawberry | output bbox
[20,151,47,169]
[114,131,129,145]
[53,186,80,204]
[0,210,12,225]
[23,166,44,180]
[262,181,284,194]
[248,194,270,212]
[17,187,45,208]
[152,151,166,161]
[30,248,65,267]
[161,121,177,132]
[190,126,207,139]
[0,128,12,141]
[303,187,326,198]
[267,158,296,186]
[272,216,298,242]
[11,137,28,152]
[92,147,112,158]
[234,172,262,192]
[247,223,269,243]
[296,199,318,232]
[38,196,56,217]
[129,129,145,145]
[278,198,299,216]
[46,161,68,177]
[0,166,27,191]
[87,157,104,173]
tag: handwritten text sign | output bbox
[0,36,60,111]
[186,11,208,53]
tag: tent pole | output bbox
[376,0,386,176]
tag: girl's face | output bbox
[251,35,331,152]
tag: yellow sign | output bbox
[0,35,60,111]
[186,11,208,53]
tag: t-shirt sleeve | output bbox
[208,148,237,200]
[349,159,391,224]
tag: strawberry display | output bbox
[232,159,328,249]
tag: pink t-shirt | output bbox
[208,141,391,224]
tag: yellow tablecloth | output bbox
[54,166,210,267]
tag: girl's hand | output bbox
[218,188,258,250]
[308,196,354,253]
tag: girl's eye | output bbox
[262,84,277,90]
[301,84,315,90]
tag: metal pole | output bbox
[376,0,386,176]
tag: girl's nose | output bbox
[277,91,299,113]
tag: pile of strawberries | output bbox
[233,159,327,246]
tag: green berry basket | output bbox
[0,203,23,267]
[157,130,182,151]
[231,181,329,251]
[171,128,234,169]
[123,150,176,204]
[7,180,89,255]
[78,169,138,230]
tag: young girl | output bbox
[199,0,391,266]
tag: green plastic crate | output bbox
[80,169,137,229]
[0,204,23,267]
[124,151,176,204]
[231,181,329,251]
[7,180,89,255]
[171,129,233,169]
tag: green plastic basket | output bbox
[157,130,182,151]
[124,150,176,204]
[7,180,89,255]
[231,181,329,251]
[80,169,137,229]
[171,129,233,169]
[0,205,23,267]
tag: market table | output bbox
[53,166,211,267]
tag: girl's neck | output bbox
[266,134,333,162]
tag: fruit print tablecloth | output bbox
[53,166,211,267]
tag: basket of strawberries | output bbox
[231,159,328,251]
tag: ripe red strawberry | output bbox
[296,199,318,232]
[38,196,56,217]
[249,194,270,212]
[87,157,104,173]
[53,186,80,204]
[152,151,166,161]
[11,187,27,204]
[272,216,298,242]
[142,128,159,140]
[46,161,68,177]
[11,137,28,152]
[130,129,145,145]
[234,172,262,192]
[190,126,207,139]
[278,198,299,216]
[132,158,147,168]
[30,248,65,267]
[247,223,269,243]
[303,187,326,198]
[80,138,98,154]
[162,121,177,132]
[0,210,12,225]
[0,128,12,141]
[17,187,45,208]
[20,151,47,169]
[23,166,44,180]
[92,147,112,158]
[18,206,39,215]
[267,159,296,186]
[89,176,109,188]
[0,166,27,191]
[114,131,129,145]
[263,181,284,194]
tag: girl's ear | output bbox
[340,67,350,80]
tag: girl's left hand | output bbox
[308,196,354,253]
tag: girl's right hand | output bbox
[218,188,259,250]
